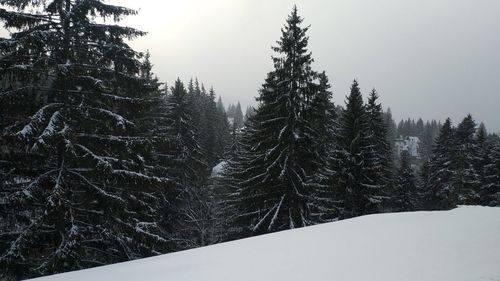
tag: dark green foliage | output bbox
[427,118,457,209]
[454,115,480,204]
[383,108,398,164]
[163,79,215,249]
[481,136,500,206]
[185,80,230,168]
[366,89,392,202]
[0,1,169,279]
[335,80,384,218]
[393,151,418,211]
[223,7,333,237]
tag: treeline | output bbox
[211,7,500,240]
[0,2,498,280]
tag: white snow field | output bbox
[33,206,500,281]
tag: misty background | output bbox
[4,0,500,131]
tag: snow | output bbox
[211,161,227,177]
[31,206,500,281]
[395,135,420,157]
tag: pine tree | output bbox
[233,102,244,129]
[0,1,169,279]
[244,106,256,122]
[215,96,231,162]
[418,159,432,210]
[393,151,418,211]
[336,80,382,218]
[187,78,203,139]
[307,71,341,222]
[201,87,222,167]
[365,89,392,205]
[420,121,435,162]
[164,79,213,249]
[416,118,425,139]
[383,108,398,164]
[224,6,329,236]
[482,142,500,206]
[454,114,480,204]
[427,118,457,209]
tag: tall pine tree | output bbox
[427,118,457,209]
[454,114,480,204]
[365,89,392,208]
[0,1,169,279]
[336,80,382,218]
[224,6,330,237]
[393,151,418,211]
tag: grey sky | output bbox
[5,0,500,131]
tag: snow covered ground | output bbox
[33,206,500,281]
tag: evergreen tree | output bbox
[416,118,425,138]
[418,159,432,210]
[336,80,382,218]
[226,104,236,121]
[187,78,203,139]
[233,102,244,129]
[224,7,329,237]
[393,151,418,211]
[216,96,225,114]
[215,96,231,162]
[244,106,256,122]
[201,87,222,167]
[427,118,457,209]
[383,108,398,164]
[0,1,170,279]
[365,89,392,201]
[482,142,500,206]
[420,121,435,162]
[454,114,480,204]
[164,79,213,249]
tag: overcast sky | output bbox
[6,0,500,131]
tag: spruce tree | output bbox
[233,102,244,129]
[224,6,329,236]
[427,118,457,209]
[365,89,392,203]
[201,87,222,167]
[418,159,432,210]
[336,80,382,218]
[215,96,231,162]
[383,108,398,164]
[393,151,418,211]
[454,114,480,204]
[482,142,500,206]
[0,1,168,279]
[164,79,213,249]
[307,71,341,222]
[420,121,435,162]
[244,106,256,122]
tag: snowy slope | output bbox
[33,206,500,281]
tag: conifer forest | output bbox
[0,1,498,280]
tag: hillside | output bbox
[33,206,500,281]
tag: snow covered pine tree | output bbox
[427,118,457,209]
[393,151,418,211]
[365,89,393,203]
[223,6,334,238]
[482,140,500,206]
[334,80,386,218]
[163,79,219,250]
[454,115,481,205]
[0,1,170,279]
